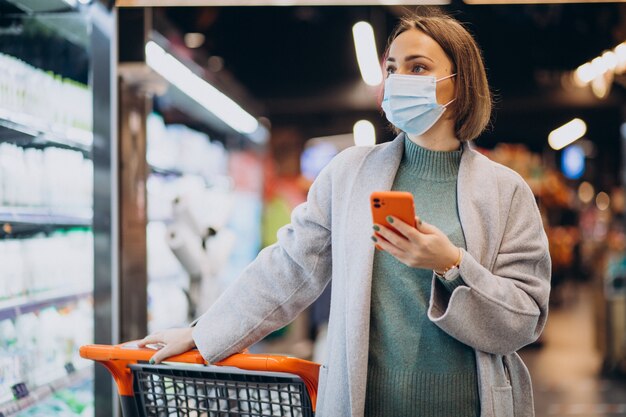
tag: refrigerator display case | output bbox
[140,30,268,333]
[0,2,96,416]
[145,93,266,333]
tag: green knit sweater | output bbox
[365,139,480,417]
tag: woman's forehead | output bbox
[387,29,445,61]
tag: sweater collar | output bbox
[401,135,462,181]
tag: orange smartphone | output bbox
[370,191,417,235]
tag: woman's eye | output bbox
[412,65,426,74]
[386,67,395,75]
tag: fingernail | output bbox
[372,225,380,231]
[371,236,378,242]
[149,358,155,364]
[386,216,394,223]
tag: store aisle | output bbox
[520,284,626,417]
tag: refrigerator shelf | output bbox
[0,109,92,153]
[149,164,185,177]
[0,206,93,228]
[0,365,92,416]
[0,289,92,321]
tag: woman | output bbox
[140,9,551,417]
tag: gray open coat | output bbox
[192,134,552,417]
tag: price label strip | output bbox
[65,362,76,374]
[11,383,29,400]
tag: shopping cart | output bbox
[80,342,320,417]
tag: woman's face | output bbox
[385,28,456,106]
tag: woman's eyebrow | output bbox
[386,54,434,63]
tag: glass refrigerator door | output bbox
[0,5,95,417]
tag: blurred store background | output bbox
[0,0,625,416]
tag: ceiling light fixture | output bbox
[184,33,205,49]
[578,182,594,204]
[596,192,610,211]
[601,50,618,71]
[352,22,383,87]
[574,63,595,85]
[353,120,376,146]
[145,41,259,136]
[548,118,587,151]
[615,43,626,72]
[572,41,626,90]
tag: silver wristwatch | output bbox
[434,265,461,281]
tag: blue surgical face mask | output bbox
[381,73,456,136]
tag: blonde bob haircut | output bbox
[385,9,492,142]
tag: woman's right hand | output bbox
[137,327,196,364]
[373,215,460,272]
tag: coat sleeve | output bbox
[427,181,551,355]
[190,153,342,364]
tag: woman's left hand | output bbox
[373,216,460,272]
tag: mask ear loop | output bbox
[436,73,457,82]
[437,73,457,108]
[443,98,456,107]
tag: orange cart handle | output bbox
[79,342,206,364]
[80,342,320,411]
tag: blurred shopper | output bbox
[139,8,551,417]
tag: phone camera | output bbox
[374,203,381,208]
[373,198,380,203]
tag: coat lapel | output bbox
[342,134,405,415]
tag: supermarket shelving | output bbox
[0,366,92,416]
[0,206,92,227]
[0,288,92,321]
[0,6,98,415]
[0,109,92,152]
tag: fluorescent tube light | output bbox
[601,51,618,71]
[573,63,593,85]
[574,63,594,85]
[591,56,609,75]
[617,42,626,60]
[352,22,383,87]
[548,118,587,151]
[353,120,376,146]
[572,40,626,88]
[616,43,626,72]
[145,41,259,135]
